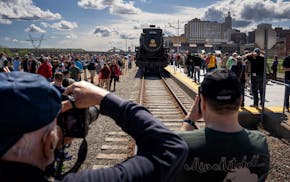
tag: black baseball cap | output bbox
[200,70,241,103]
[0,72,61,157]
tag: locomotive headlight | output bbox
[149,39,157,47]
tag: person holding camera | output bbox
[246,48,265,107]
[178,69,269,181]
[0,72,188,181]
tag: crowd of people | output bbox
[2,48,290,181]
[0,52,134,92]
[168,48,288,108]
[0,68,271,181]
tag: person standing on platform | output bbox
[221,53,229,69]
[231,56,246,107]
[185,53,193,78]
[201,55,207,74]
[282,55,290,112]
[226,52,238,70]
[271,55,279,81]
[246,48,265,107]
[243,51,251,92]
[177,69,269,182]
[215,53,222,69]
[193,53,202,84]
[205,52,216,72]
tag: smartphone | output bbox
[198,87,202,114]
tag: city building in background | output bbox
[184,11,232,44]
[164,11,290,56]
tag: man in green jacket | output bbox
[177,69,269,182]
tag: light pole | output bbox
[168,20,181,53]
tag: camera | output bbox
[57,94,99,138]
[45,95,99,179]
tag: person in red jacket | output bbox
[109,60,121,92]
[37,57,52,82]
[99,62,111,90]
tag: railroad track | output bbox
[139,74,187,131]
[91,71,204,169]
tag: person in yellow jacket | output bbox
[205,52,216,72]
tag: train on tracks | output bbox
[135,25,168,72]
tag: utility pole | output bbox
[261,28,268,124]
[177,20,180,53]
[125,39,128,52]
[168,20,181,53]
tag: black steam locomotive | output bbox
[135,25,168,71]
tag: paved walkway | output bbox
[169,65,285,110]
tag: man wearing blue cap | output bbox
[177,69,269,182]
[0,72,187,181]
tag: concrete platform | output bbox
[165,65,290,142]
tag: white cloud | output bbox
[120,33,137,40]
[4,36,18,42]
[24,24,46,33]
[77,0,110,10]
[50,20,78,30]
[4,37,11,41]
[41,22,49,28]
[140,0,150,3]
[202,0,290,29]
[109,1,141,14]
[66,33,78,39]
[78,0,141,14]
[0,0,61,24]
[93,26,118,37]
[3,36,28,45]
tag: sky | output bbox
[1,0,290,51]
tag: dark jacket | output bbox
[0,93,188,182]
[176,128,269,182]
[231,61,246,83]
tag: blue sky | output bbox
[1,0,290,51]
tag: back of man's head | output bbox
[200,70,241,114]
[0,72,61,157]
